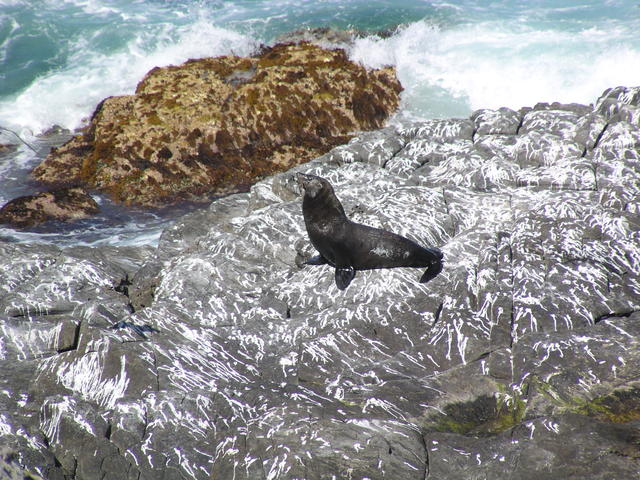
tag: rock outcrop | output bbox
[32,42,402,207]
[0,187,99,228]
[1,86,639,479]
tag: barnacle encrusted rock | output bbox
[32,42,402,207]
[0,187,99,228]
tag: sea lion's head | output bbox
[296,173,328,199]
[296,173,346,218]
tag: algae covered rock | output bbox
[0,187,99,228]
[33,42,402,207]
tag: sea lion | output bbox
[297,173,443,290]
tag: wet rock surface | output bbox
[1,86,640,479]
[32,42,401,208]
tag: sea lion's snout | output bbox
[296,172,317,186]
[296,173,322,198]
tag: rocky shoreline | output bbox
[1,42,402,229]
[0,85,639,479]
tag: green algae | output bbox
[571,389,640,423]
[430,390,527,436]
[532,377,640,424]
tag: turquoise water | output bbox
[2,0,640,132]
[1,0,640,245]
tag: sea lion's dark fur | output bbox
[297,173,443,290]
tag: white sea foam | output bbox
[4,3,640,133]
[0,18,257,134]
[0,17,19,64]
[351,18,640,119]
[48,0,122,17]
[0,0,27,6]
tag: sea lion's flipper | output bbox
[304,254,328,265]
[425,247,444,261]
[111,321,159,339]
[420,258,443,283]
[335,266,355,290]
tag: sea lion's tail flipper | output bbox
[335,266,356,290]
[419,248,444,283]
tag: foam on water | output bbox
[0,194,201,247]
[0,16,257,134]
[352,10,640,120]
[5,0,638,133]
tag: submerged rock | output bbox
[1,86,640,479]
[0,187,99,228]
[0,143,18,155]
[275,27,359,47]
[33,42,402,208]
[275,26,400,48]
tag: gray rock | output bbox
[471,107,521,136]
[529,101,594,116]
[0,447,44,480]
[396,118,475,142]
[2,86,640,479]
[316,126,406,168]
[426,414,640,480]
[595,86,640,119]
[0,241,153,478]
[515,314,640,420]
[571,112,608,150]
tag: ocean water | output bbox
[1,0,639,246]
